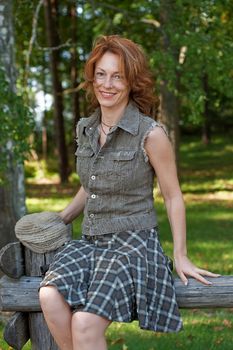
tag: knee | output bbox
[72,313,109,343]
[73,314,93,336]
[39,286,59,312]
[73,314,96,342]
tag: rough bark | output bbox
[44,0,69,183]
[1,275,233,310]
[159,0,180,165]
[70,3,81,132]
[0,0,26,251]
[159,82,180,164]
[202,74,212,144]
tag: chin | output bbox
[97,97,129,110]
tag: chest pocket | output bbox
[75,147,94,182]
[106,150,137,176]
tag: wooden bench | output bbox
[1,242,233,350]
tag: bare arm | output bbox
[144,127,220,285]
[59,185,88,224]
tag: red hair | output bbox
[82,35,159,118]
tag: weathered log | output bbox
[0,275,41,312]
[29,312,59,350]
[4,312,29,350]
[24,247,59,350]
[0,242,24,278]
[175,276,233,308]
[1,275,233,311]
[24,246,60,277]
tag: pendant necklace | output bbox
[101,120,115,128]
[100,123,108,135]
[100,119,116,135]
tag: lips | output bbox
[99,91,117,98]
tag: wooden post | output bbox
[4,312,29,350]
[0,221,72,350]
[24,248,59,350]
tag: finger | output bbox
[177,271,189,286]
[196,269,221,277]
[191,272,213,285]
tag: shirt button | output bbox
[91,194,96,199]
[90,213,95,218]
[91,175,96,180]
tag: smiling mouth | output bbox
[99,91,117,97]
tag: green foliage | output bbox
[11,0,233,166]
[0,68,34,181]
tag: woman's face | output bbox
[93,51,130,111]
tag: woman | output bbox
[39,35,219,350]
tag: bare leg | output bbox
[72,311,111,350]
[39,286,73,350]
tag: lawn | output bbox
[0,135,233,349]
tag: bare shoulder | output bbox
[145,125,172,154]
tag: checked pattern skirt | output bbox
[40,227,183,332]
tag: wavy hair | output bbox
[81,35,159,118]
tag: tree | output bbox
[44,0,69,183]
[12,0,233,174]
[0,0,28,249]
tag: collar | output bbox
[116,102,140,136]
[82,108,100,136]
[82,101,140,136]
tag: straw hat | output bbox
[15,211,71,254]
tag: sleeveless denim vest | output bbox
[76,102,162,236]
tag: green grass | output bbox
[1,135,233,349]
[106,310,233,350]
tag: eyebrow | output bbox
[95,67,121,74]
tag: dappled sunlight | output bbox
[26,197,70,213]
[184,191,233,202]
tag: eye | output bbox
[113,74,122,80]
[95,71,105,79]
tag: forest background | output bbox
[0,1,233,349]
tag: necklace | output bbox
[101,120,116,128]
[100,123,108,135]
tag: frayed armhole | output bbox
[75,120,83,146]
[141,121,168,162]
[75,123,79,146]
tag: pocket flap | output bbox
[110,150,136,161]
[75,148,94,157]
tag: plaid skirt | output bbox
[40,227,183,332]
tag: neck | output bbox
[100,102,128,125]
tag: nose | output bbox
[103,76,113,88]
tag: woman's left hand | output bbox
[174,255,221,286]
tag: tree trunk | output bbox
[0,0,26,251]
[159,82,180,165]
[159,0,180,166]
[44,0,69,183]
[202,74,211,144]
[69,3,81,165]
[70,3,81,130]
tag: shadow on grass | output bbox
[106,309,233,350]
